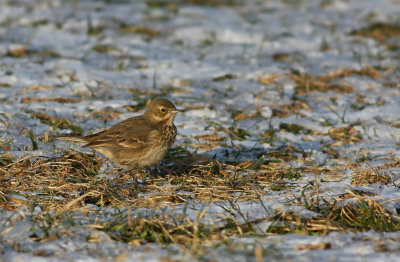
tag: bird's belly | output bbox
[116,143,169,169]
[138,143,169,167]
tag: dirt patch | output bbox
[329,126,362,145]
[351,169,391,186]
[31,112,83,135]
[21,97,80,104]
[350,22,400,41]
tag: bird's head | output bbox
[145,98,181,124]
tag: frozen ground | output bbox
[1,0,400,261]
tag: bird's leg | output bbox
[155,163,172,176]
[145,166,152,175]
[148,165,161,177]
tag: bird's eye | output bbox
[160,108,166,112]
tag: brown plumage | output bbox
[57,98,180,169]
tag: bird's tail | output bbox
[56,136,88,144]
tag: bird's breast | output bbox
[163,124,177,145]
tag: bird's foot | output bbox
[153,164,173,176]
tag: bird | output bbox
[57,98,181,170]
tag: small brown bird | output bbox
[58,98,180,169]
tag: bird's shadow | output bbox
[152,146,204,177]
[158,140,314,177]
[156,143,266,177]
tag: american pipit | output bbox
[57,98,180,170]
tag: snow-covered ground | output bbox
[1,0,400,261]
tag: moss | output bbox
[279,123,306,134]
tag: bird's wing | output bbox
[84,116,157,149]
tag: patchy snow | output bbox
[1,0,400,261]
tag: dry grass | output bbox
[258,74,281,85]
[120,25,160,38]
[21,97,80,104]
[183,0,237,6]
[273,101,312,118]
[0,149,296,211]
[89,109,122,121]
[350,22,400,41]
[0,151,104,211]
[351,169,391,186]
[290,73,355,95]
[102,190,399,247]
[317,67,381,81]
[328,126,362,145]
[1,145,400,249]
[266,191,400,235]
[290,67,381,95]
[30,112,83,135]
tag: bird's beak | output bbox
[171,109,183,113]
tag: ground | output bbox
[1,0,400,261]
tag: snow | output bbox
[1,0,400,261]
